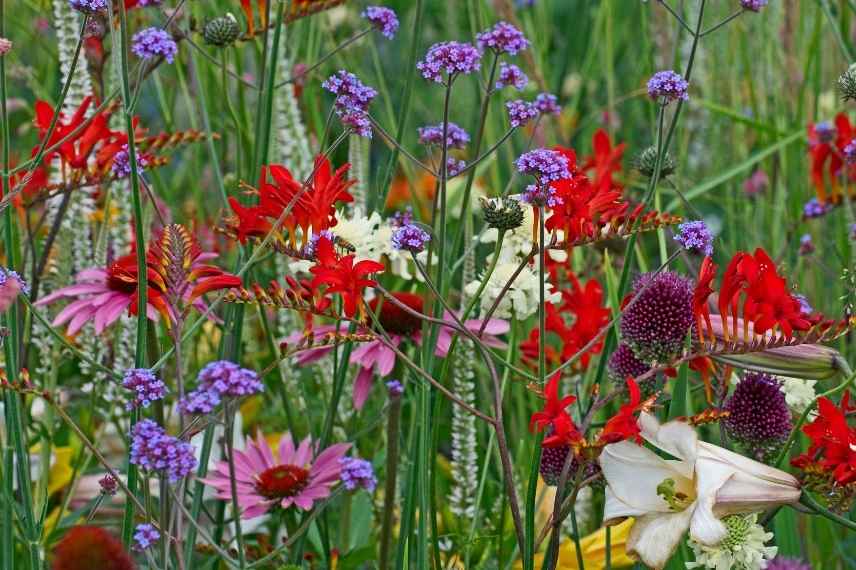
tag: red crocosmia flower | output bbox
[310,236,384,319]
[52,525,135,570]
[227,198,272,244]
[689,356,716,403]
[693,256,718,343]
[34,97,121,172]
[807,113,856,204]
[599,378,643,445]
[529,373,582,448]
[792,393,856,486]
[581,128,626,194]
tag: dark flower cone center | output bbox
[369,292,424,335]
[255,464,310,499]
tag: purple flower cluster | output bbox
[802,197,831,219]
[506,99,539,128]
[674,220,714,257]
[446,157,466,178]
[417,122,470,148]
[0,267,29,295]
[361,6,399,40]
[68,0,107,13]
[386,379,404,395]
[799,233,815,256]
[515,148,570,182]
[647,70,689,103]
[620,271,694,362]
[322,70,377,138]
[390,208,414,228]
[129,420,197,482]
[131,28,178,64]
[535,92,561,116]
[814,121,836,144]
[391,223,431,253]
[133,524,160,552]
[496,62,528,91]
[608,343,651,381]
[725,372,792,450]
[520,183,562,208]
[416,41,481,83]
[180,360,263,414]
[122,368,167,410]
[844,139,856,164]
[98,474,118,496]
[112,144,149,179]
[476,21,529,55]
[741,0,769,11]
[339,457,377,492]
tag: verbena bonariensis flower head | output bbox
[391,223,431,253]
[506,99,539,128]
[417,122,470,148]
[607,343,651,382]
[802,197,831,219]
[0,266,27,313]
[724,372,792,458]
[496,62,528,91]
[129,419,197,482]
[180,360,263,414]
[131,27,178,64]
[122,368,167,410]
[515,148,571,183]
[361,6,399,39]
[340,457,377,492]
[799,233,814,256]
[68,0,108,13]
[520,183,562,207]
[99,474,118,496]
[322,70,378,137]
[534,92,561,115]
[111,143,149,178]
[741,0,769,11]
[446,157,466,177]
[620,271,694,363]
[51,526,134,570]
[675,220,714,256]
[386,379,404,396]
[647,70,689,104]
[132,524,160,552]
[416,41,481,83]
[202,432,350,518]
[476,21,529,55]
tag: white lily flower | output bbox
[599,413,800,570]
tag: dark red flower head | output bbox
[368,292,424,335]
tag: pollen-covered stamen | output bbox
[656,477,694,511]
[368,292,424,336]
[255,464,311,499]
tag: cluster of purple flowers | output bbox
[390,208,414,228]
[417,122,470,148]
[131,28,178,64]
[322,70,378,138]
[133,524,160,552]
[476,21,529,55]
[520,184,562,208]
[339,457,378,492]
[68,0,108,13]
[506,99,539,128]
[446,157,466,178]
[515,148,570,183]
[98,474,118,496]
[607,343,651,381]
[111,144,149,179]
[496,62,528,91]
[534,92,561,116]
[620,271,694,362]
[391,223,431,253]
[180,360,263,414]
[416,41,482,83]
[386,379,404,396]
[674,220,714,257]
[802,197,831,219]
[740,0,769,11]
[724,373,792,456]
[129,420,197,482]
[122,368,167,410]
[647,70,689,103]
[361,6,399,40]
[799,233,815,256]
[0,266,29,295]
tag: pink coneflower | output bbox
[202,432,350,519]
[284,292,508,409]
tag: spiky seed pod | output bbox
[481,197,524,232]
[839,64,856,102]
[203,13,240,47]
[633,146,677,178]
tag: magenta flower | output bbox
[202,432,350,519]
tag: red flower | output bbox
[807,114,856,204]
[792,393,856,486]
[227,198,272,244]
[52,526,135,570]
[529,373,582,448]
[310,236,384,319]
[693,256,717,343]
[599,378,643,444]
[582,128,626,194]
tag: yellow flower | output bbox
[47,446,74,496]
[515,519,636,570]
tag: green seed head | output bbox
[203,13,240,47]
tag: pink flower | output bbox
[284,292,508,409]
[201,432,350,519]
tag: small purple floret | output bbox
[803,197,831,219]
[647,70,689,103]
[476,21,529,55]
[535,92,561,116]
[131,27,178,64]
[741,0,769,11]
[391,223,431,253]
[129,420,197,482]
[122,368,167,410]
[416,41,481,83]
[417,122,470,148]
[496,62,528,91]
[506,99,539,128]
[133,524,160,551]
[674,220,714,257]
[339,457,377,492]
[361,6,399,39]
[68,0,108,13]
[515,148,570,182]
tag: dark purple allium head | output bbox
[515,148,571,183]
[506,99,539,128]
[620,271,694,362]
[386,379,404,396]
[520,183,562,208]
[416,41,481,83]
[766,557,812,570]
[361,6,399,39]
[392,223,431,253]
[339,457,377,492]
[496,62,529,91]
[813,121,836,144]
[741,0,769,11]
[539,441,600,486]
[674,220,714,257]
[129,420,197,482]
[112,144,149,179]
[608,343,651,381]
[68,0,108,13]
[446,158,466,178]
[322,70,377,138]
[724,372,792,455]
[647,70,689,103]
[802,197,831,219]
[131,28,178,63]
[98,474,118,496]
[476,21,529,55]
[844,139,856,165]
[132,524,160,552]
[122,368,167,410]
[535,92,561,116]
[417,122,470,148]
[798,233,814,256]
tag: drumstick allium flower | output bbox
[620,271,694,362]
[724,372,792,460]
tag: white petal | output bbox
[627,509,694,570]
[688,466,732,546]
[603,484,650,523]
[600,440,687,515]
[698,442,799,488]
[639,413,698,479]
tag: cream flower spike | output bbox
[599,412,800,570]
